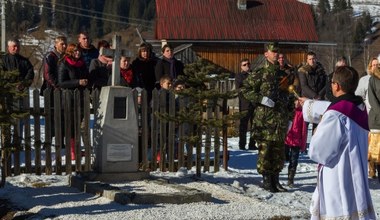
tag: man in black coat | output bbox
[2,37,35,139]
[2,38,34,90]
[235,58,256,150]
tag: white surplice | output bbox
[303,100,376,220]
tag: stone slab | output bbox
[69,175,212,205]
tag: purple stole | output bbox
[327,100,369,131]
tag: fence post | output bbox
[43,88,52,175]
[33,89,42,175]
[82,89,91,171]
[168,92,175,172]
[151,89,159,171]
[159,90,167,171]
[140,89,149,171]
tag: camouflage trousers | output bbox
[256,140,285,175]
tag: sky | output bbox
[0,136,379,220]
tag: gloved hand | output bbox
[261,96,275,108]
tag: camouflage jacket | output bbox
[241,60,294,142]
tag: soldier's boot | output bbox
[272,174,287,192]
[262,174,278,193]
[287,169,296,188]
[377,165,380,183]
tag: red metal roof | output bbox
[155,0,318,42]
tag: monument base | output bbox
[76,171,150,183]
[69,174,212,205]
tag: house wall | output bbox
[188,44,309,75]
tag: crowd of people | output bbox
[237,42,377,219]
[2,34,379,219]
[2,32,185,160]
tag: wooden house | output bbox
[152,0,321,74]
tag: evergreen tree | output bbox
[353,21,366,45]
[88,0,105,38]
[54,0,70,32]
[5,1,38,34]
[156,59,240,177]
[347,0,352,9]
[317,0,330,15]
[361,11,372,31]
[142,0,156,24]
[41,0,53,28]
[0,58,29,187]
[67,0,82,33]
[129,0,140,19]
[102,0,118,34]
[333,0,348,13]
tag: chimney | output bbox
[237,0,247,10]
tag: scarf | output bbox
[65,56,85,68]
[121,68,133,85]
[164,57,176,79]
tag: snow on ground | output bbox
[0,91,378,219]
[0,137,379,220]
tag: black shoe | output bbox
[248,141,257,150]
[248,145,258,150]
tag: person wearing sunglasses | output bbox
[235,58,257,151]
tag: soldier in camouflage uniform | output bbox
[241,42,295,193]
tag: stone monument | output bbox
[89,35,148,181]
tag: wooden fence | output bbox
[1,79,237,177]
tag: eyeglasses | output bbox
[242,63,250,67]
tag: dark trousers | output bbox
[239,107,255,149]
[285,145,300,172]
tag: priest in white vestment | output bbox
[300,66,376,220]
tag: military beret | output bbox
[264,42,279,52]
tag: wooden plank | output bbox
[24,90,32,173]
[73,90,81,172]
[168,92,175,172]
[177,97,185,168]
[214,105,220,173]
[195,117,201,177]
[222,98,229,171]
[140,89,149,171]
[43,88,52,175]
[91,89,100,148]
[186,125,194,170]
[54,89,63,175]
[33,89,42,175]
[1,125,11,177]
[82,89,91,171]
[13,122,20,175]
[203,103,212,173]
[132,89,140,166]
[63,90,72,174]
[159,90,167,171]
[151,89,159,171]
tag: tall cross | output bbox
[99,35,133,86]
